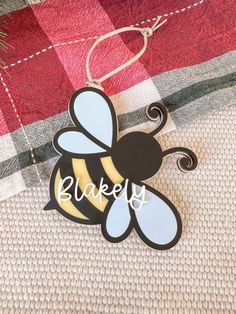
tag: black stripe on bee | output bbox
[86,157,115,197]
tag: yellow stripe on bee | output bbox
[72,159,108,212]
[54,169,89,220]
[100,156,124,184]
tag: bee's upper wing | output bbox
[69,88,117,148]
[54,130,106,155]
[131,183,182,250]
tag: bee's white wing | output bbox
[56,130,106,154]
[131,183,182,249]
[70,89,116,147]
[102,190,132,241]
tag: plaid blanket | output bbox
[0,0,235,201]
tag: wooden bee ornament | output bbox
[45,87,197,250]
[45,17,198,250]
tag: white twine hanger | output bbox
[86,16,167,91]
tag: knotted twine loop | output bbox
[86,16,167,91]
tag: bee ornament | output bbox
[45,88,197,250]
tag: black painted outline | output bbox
[101,181,133,244]
[53,87,118,158]
[101,181,182,250]
[70,87,118,147]
[46,87,198,250]
[129,182,182,250]
[53,127,111,159]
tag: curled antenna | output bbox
[146,102,168,136]
[162,147,198,172]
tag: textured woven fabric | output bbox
[0,104,235,313]
[0,0,236,200]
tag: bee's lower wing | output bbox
[54,129,106,155]
[101,190,132,243]
[130,183,182,250]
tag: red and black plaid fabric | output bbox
[0,0,235,200]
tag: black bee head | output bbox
[112,132,163,181]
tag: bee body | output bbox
[48,155,124,224]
